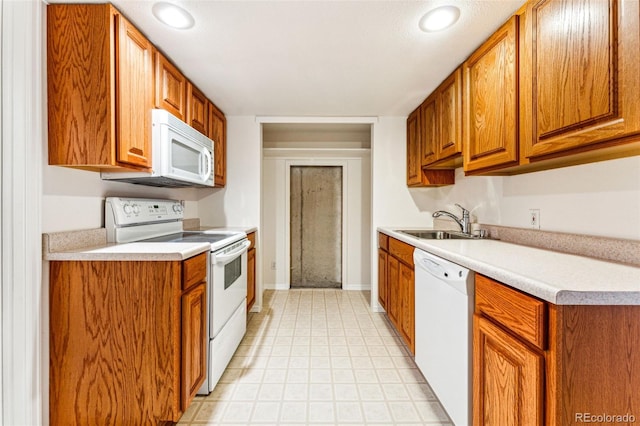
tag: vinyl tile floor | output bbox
[178,289,453,425]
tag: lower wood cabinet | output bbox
[49,253,208,425]
[474,274,640,426]
[377,249,388,310]
[474,314,544,425]
[247,231,257,312]
[377,233,414,354]
[181,282,207,411]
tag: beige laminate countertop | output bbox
[43,226,257,262]
[44,241,212,261]
[379,227,640,305]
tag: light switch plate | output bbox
[529,209,540,229]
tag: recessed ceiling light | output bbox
[419,5,461,32]
[152,2,195,30]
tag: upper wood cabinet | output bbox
[208,102,227,187]
[420,95,438,166]
[406,108,423,186]
[155,51,187,121]
[187,83,208,135]
[438,69,463,163]
[47,4,153,170]
[463,16,519,174]
[406,107,455,187]
[422,68,463,168]
[520,0,640,160]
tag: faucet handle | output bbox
[455,203,469,217]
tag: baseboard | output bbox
[342,284,371,291]
[264,283,371,291]
[264,283,290,290]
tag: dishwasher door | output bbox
[414,248,474,426]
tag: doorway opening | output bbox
[290,166,343,289]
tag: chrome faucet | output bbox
[432,204,471,234]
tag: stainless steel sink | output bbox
[397,230,480,240]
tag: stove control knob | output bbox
[173,204,183,213]
[123,204,132,214]
[132,204,141,214]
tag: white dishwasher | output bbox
[414,248,474,426]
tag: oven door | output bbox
[162,124,213,186]
[210,239,250,337]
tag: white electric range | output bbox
[105,197,249,394]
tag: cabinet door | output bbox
[377,249,388,310]
[399,262,415,354]
[387,255,401,330]
[522,0,640,158]
[464,16,519,173]
[473,315,544,426]
[155,51,187,120]
[438,68,462,161]
[115,12,153,168]
[187,83,208,135]
[181,282,207,411]
[247,248,256,311]
[406,107,423,186]
[208,102,227,187]
[420,95,438,166]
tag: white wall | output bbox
[262,150,371,290]
[401,156,640,240]
[42,165,204,232]
[198,116,262,228]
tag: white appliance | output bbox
[102,109,214,188]
[104,197,248,395]
[414,248,474,426]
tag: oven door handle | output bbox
[213,240,251,265]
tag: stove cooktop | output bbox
[141,232,236,244]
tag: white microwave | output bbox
[102,109,214,187]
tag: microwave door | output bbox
[166,129,212,185]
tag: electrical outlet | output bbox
[271,261,277,270]
[529,209,540,229]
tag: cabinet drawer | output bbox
[475,274,546,350]
[247,232,256,250]
[183,252,207,291]
[378,233,389,251]
[389,237,414,266]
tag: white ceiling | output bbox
[50,0,525,117]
